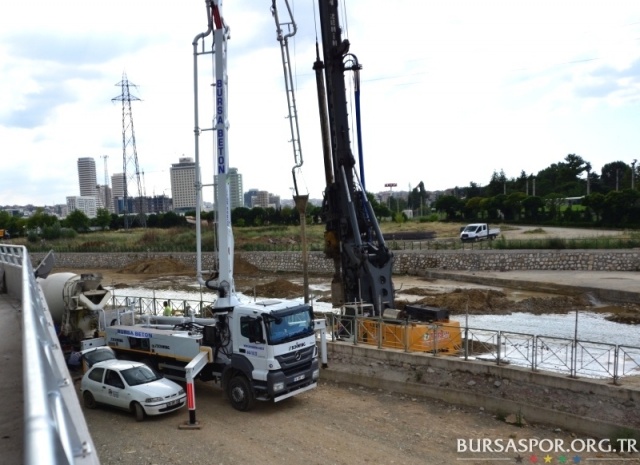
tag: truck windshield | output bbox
[266,306,314,345]
[463,225,478,232]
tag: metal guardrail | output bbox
[0,245,100,465]
[103,293,640,384]
[322,312,640,384]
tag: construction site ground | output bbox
[65,257,640,465]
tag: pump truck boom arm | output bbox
[315,0,394,315]
[92,0,321,413]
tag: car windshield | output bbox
[83,349,116,366]
[121,365,163,386]
[267,306,314,345]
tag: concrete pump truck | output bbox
[100,0,320,412]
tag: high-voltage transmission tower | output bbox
[112,73,146,228]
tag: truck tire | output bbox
[132,402,146,422]
[227,375,256,412]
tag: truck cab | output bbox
[227,300,319,409]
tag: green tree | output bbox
[486,170,508,197]
[602,189,640,226]
[64,210,90,232]
[544,193,564,221]
[0,210,11,229]
[26,208,57,231]
[408,181,429,214]
[434,195,462,220]
[368,192,391,219]
[160,211,186,228]
[95,208,111,230]
[522,196,544,221]
[504,192,527,221]
[582,193,606,222]
[464,197,484,219]
[600,161,630,192]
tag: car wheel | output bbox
[132,402,145,422]
[83,391,97,409]
[227,375,255,412]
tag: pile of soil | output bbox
[407,288,592,315]
[234,255,260,275]
[118,258,191,275]
[242,279,305,299]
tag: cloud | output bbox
[572,58,640,102]
[5,32,150,66]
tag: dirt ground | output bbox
[81,378,640,465]
[73,256,640,464]
[90,255,640,323]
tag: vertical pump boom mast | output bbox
[316,0,394,315]
[193,0,239,310]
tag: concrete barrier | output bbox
[324,341,640,439]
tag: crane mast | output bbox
[315,0,394,315]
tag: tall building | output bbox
[215,167,243,210]
[66,196,97,219]
[228,167,243,210]
[244,188,259,208]
[111,173,126,214]
[269,193,281,210]
[254,190,270,208]
[170,157,198,212]
[77,157,102,207]
[97,185,112,213]
[77,157,97,196]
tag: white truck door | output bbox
[237,315,269,378]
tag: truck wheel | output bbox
[132,402,145,422]
[227,375,256,412]
[83,391,97,409]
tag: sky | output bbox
[3,1,640,207]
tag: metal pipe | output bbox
[193,0,214,285]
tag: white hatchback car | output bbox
[81,359,186,421]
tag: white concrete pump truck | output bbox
[102,0,320,412]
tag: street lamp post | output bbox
[632,159,637,190]
[384,183,397,215]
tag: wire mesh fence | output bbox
[102,293,640,384]
[324,312,640,384]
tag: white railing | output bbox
[0,245,100,465]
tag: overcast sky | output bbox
[3,0,640,207]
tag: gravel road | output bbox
[79,377,633,465]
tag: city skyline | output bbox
[3,2,640,207]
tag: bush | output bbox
[60,228,77,239]
[41,224,62,240]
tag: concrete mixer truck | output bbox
[38,272,111,349]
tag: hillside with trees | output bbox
[429,154,640,227]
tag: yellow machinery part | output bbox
[358,319,462,353]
